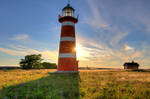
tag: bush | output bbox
[20,54,57,69]
[42,62,57,69]
[20,54,43,69]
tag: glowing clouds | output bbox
[76,43,92,61]
[124,44,134,51]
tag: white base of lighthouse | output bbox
[56,71,78,73]
[49,71,78,74]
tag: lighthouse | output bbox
[57,3,78,73]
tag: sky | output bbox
[0,0,150,68]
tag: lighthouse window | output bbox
[63,9,74,17]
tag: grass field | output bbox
[0,69,150,99]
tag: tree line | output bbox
[20,54,57,69]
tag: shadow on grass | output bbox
[0,73,80,99]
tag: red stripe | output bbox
[61,26,75,37]
[58,58,78,71]
[59,41,76,53]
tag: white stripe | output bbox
[59,53,76,58]
[60,37,75,42]
[62,22,74,26]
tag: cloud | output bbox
[85,0,109,29]
[1,36,150,68]
[110,32,129,47]
[0,58,20,66]
[83,0,130,48]
[0,47,42,56]
[131,51,142,59]
[77,35,118,67]
[76,34,150,68]
[0,45,58,63]
[76,43,94,61]
[11,34,29,41]
[41,50,58,63]
[124,44,134,51]
[0,48,28,56]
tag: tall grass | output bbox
[0,69,150,99]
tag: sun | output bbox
[75,43,84,57]
[74,43,90,60]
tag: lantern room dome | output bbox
[62,4,75,11]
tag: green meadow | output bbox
[0,69,150,99]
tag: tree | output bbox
[20,54,43,69]
[42,62,57,69]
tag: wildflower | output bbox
[20,82,24,85]
[14,95,17,99]
[58,91,63,96]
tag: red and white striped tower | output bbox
[57,3,78,73]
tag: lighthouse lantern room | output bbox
[62,4,74,17]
